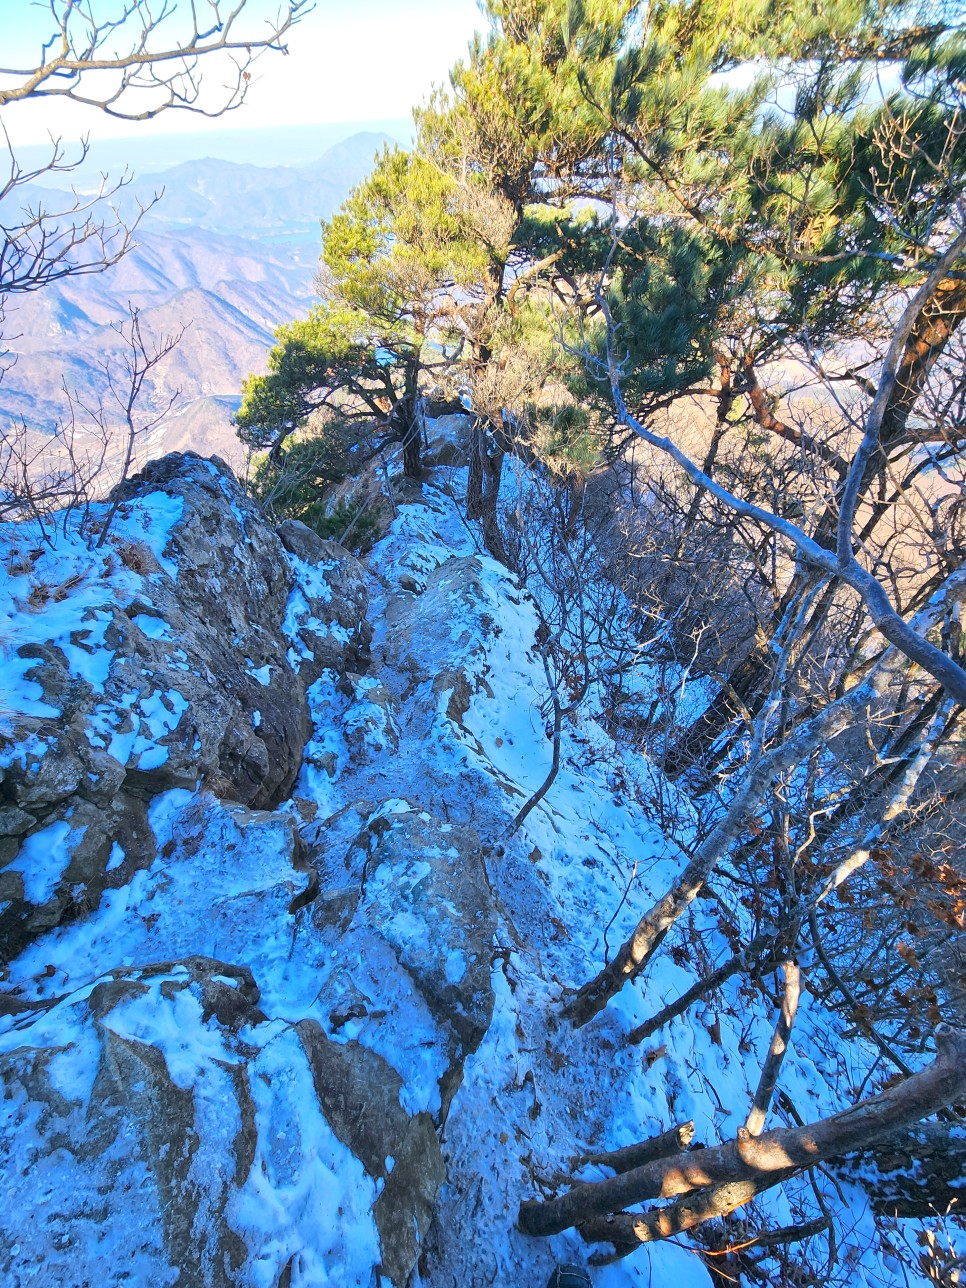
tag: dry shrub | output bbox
[115,539,154,576]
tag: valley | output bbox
[0,131,392,473]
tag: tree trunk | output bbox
[401,413,422,478]
[517,1026,966,1242]
[744,961,800,1137]
[660,643,769,780]
[395,365,422,479]
[467,420,507,563]
[577,1170,799,1259]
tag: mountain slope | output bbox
[0,443,944,1288]
[0,131,391,467]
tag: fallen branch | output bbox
[578,1170,798,1262]
[578,1121,695,1174]
[518,1026,966,1241]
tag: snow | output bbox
[4,818,75,904]
[229,1028,382,1288]
[88,686,187,768]
[109,490,184,577]
[0,443,941,1288]
[132,612,171,640]
[107,977,242,1090]
[0,489,183,728]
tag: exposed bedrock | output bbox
[0,454,370,960]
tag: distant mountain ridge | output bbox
[127,131,396,233]
[1,130,394,468]
[16,118,412,183]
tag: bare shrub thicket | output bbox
[0,306,183,547]
[574,342,966,1044]
[509,321,966,1272]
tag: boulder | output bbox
[276,520,372,681]
[314,803,498,1114]
[0,958,384,1288]
[339,673,400,762]
[297,1020,445,1287]
[0,790,457,1288]
[388,555,504,731]
[0,454,372,958]
[423,413,472,468]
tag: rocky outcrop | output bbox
[314,803,498,1112]
[0,954,380,1288]
[0,454,370,960]
[0,456,545,1288]
[297,1019,445,1287]
[389,555,497,723]
[277,519,372,682]
[0,788,462,1288]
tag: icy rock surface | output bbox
[0,791,445,1288]
[0,454,370,961]
[276,519,372,683]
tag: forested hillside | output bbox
[1,1,965,1285]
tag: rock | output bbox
[0,960,261,1286]
[0,957,383,1288]
[0,804,35,837]
[388,555,506,732]
[275,517,332,565]
[0,453,365,954]
[423,414,472,468]
[107,453,311,809]
[277,519,372,680]
[339,673,400,762]
[316,803,498,1113]
[0,458,527,1288]
[297,1020,445,1288]
[423,437,466,468]
[359,808,496,1054]
[0,790,452,1288]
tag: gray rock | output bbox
[388,555,504,734]
[0,453,370,957]
[424,413,472,467]
[277,520,372,680]
[320,803,498,1114]
[297,1019,444,1288]
[339,674,400,762]
[0,804,36,838]
[0,958,263,1287]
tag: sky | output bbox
[0,0,486,148]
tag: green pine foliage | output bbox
[559,0,966,400]
[237,0,965,534]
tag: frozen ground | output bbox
[0,446,931,1286]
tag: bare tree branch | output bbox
[518,1026,966,1241]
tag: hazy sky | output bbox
[1,0,486,146]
